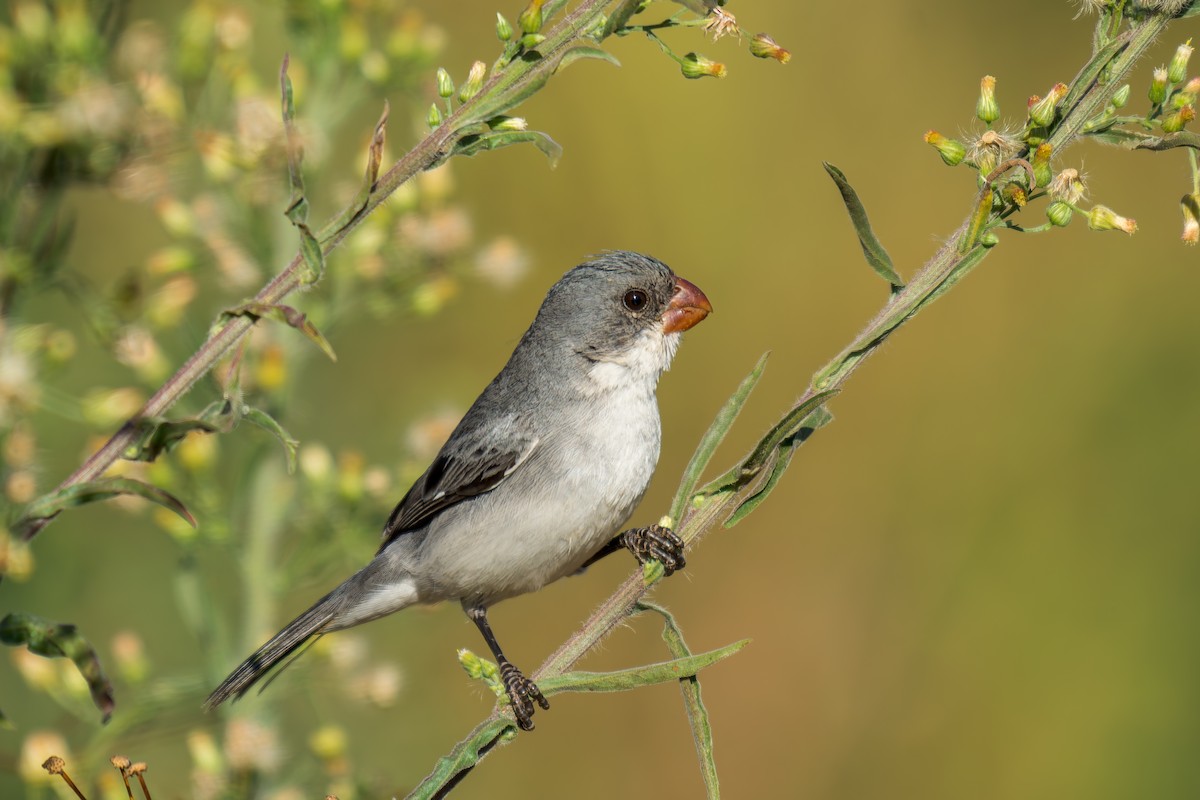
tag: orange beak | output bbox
[661,276,712,334]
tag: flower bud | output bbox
[427,103,442,129]
[979,230,1000,247]
[518,0,544,35]
[1087,205,1137,234]
[1181,193,1200,244]
[977,75,1000,124]
[1028,83,1068,127]
[1162,104,1195,132]
[748,33,791,64]
[519,33,546,49]
[1111,84,1131,108]
[489,116,527,131]
[457,60,487,102]
[680,52,727,79]
[458,648,483,679]
[1169,40,1193,84]
[436,67,454,98]
[1047,200,1074,227]
[496,12,513,41]
[1150,67,1169,105]
[1031,142,1053,189]
[923,130,966,166]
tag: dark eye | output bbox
[623,289,648,312]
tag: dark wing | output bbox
[378,417,538,551]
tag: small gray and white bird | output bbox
[205,251,712,729]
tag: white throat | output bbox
[585,327,681,393]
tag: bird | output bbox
[204,250,712,730]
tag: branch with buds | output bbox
[408,1,1200,796]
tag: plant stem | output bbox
[408,6,1192,796]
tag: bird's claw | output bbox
[499,660,549,731]
[621,524,686,576]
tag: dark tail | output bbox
[204,591,338,710]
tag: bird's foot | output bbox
[499,659,549,731]
[621,524,686,576]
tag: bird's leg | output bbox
[580,524,687,576]
[465,605,548,731]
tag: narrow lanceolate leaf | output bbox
[640,602,721,800]
[279,54,308,226]
[823,162,904,289]
[326,102,391,240]
[127,417,219,462]
[698,390,838,498]
[243,406,300,473]
[725,405,834,528]
[537,639,749,695]
[15,477,195,540]
[452,130,564,167]
[0,613,116,722]
[222,302,337,361]
[1089,129,1200,151]
[406,718,514,800]
[670,352,770,524]
[959,187,994,254]
[554,44,620,73]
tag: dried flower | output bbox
[1049,168,1087,204]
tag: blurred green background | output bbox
[4,1,1200,798]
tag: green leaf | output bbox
[537,639,749,695]
[725,405,834,528]
[222,301,337,361]
[640,602,721,799]
[555,44,620,73]
[823,162,903,289]
[452,130,564,168]
[669,352,769,524]
[698,390,838,498]
[297,221,325,285]
[243,406,300,473]
[15,477,195,539]
[280,55,308,226]
[0,612,116,723]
